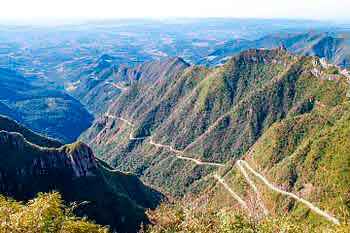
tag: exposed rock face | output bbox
[0,131,98,178]
[0,117,163,233]
[65,142,98,177]
[0,130,96,200]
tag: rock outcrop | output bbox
[0,117,163,233]
[0,131,98,178]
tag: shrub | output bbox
[144,201,350,233]
[0,192,109,233]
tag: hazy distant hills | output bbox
[1,20,350,231]
[0,19,340,87]
[83,48,350,224]
[201,32,350,68]
[0,68,93,142]
[0,115,162,233]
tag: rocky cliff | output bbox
[0,117,163,233]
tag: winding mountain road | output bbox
[239,160,340,225]
[116,116,133,126]
[236,161,269,216]
[99,113,340,225]
[214,174,248,210]
[115,116,147,140]
[104,114,224,166]
[149,139,225,167]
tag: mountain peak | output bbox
[170,56,190,66]
[63,141,98,177]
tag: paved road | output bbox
[99,113,340,224]
[237,160,269,216]
[213,174,248,210]
[239,160,340,225]
[149,139,225,167]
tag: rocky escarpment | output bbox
[0,117,163,233]
[0,131,98,180]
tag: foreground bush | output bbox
[0,192,109,233]
[144,202,350,233]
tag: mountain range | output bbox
[201,32,350,68]
[81,48,350,226]
[1,21,350,232]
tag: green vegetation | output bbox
[0,192,109,233]
[144,201,350,233]
[0,116,162,233]
[81,48,350,230]
[244,104,350,223]
[83,49,349,204]
[0,68,93,143]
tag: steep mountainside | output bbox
[201,32,350,68]
[208,88,350,226]
[82,48,350,225]
[69,55,190,114]
[0,68,93,142]
[0,117,162,233]
[0,115,62,147]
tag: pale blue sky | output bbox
[2,0,350,22]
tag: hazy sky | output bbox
[2,0,350,22]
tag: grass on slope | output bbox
[144,199,350,233]
[242,103,350,225]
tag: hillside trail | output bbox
[99,113,340,224]
[213,174,249,210]
[183,113,229,152]
[236,161,269,216]
[239,160,340,225]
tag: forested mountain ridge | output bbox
[69,55,190,115]
[0,114,62,147]
[82,48,350,227]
